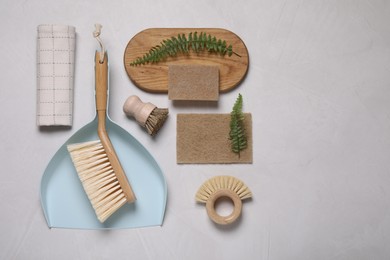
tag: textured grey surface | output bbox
[1,0,390,259]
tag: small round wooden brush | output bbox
[195,175,252,225]
[123,95,169,136]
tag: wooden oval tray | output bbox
[124,28,249,93]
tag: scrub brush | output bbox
[195,175,252,225]
[67,25,136,223]
[123,95,169,136]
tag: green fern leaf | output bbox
[229,93,247,157]
[130,32,240,66]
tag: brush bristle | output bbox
[145,107,169,136]
[67,140,128,223]
[195,176,252,203]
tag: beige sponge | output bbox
[176,113,252,164]
[168,64,219,101]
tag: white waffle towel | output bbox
[36,24,76,126]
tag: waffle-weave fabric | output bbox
[36,24,75,126]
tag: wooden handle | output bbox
[95,52,136,203]
[95,52,108,112]
[205,189,242,225]
[123,95,156,126]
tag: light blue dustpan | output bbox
[40,52,167,229]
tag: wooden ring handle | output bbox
[205,189,242,225]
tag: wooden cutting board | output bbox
[124,28,249,93]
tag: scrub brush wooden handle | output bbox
[123,95,169,136]
[95,52,136,203]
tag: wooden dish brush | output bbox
[195,175,252,225]
[67,52,136,223]
[123,95,168,136]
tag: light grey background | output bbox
[1,0,390,259]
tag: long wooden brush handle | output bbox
[95,51,136,203]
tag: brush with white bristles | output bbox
[195,175,252,202]
[123,95,169,136]
[67,25,136,223]
[195,175,252,225]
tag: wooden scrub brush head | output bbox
[195,175,252,225]
[123,95,169,136]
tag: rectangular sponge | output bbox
[177,113,252,164]
[168,64,219,101]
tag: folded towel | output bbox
[36,24,76,126]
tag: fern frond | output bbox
[130,32,239,66]
[229,93,247,157]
